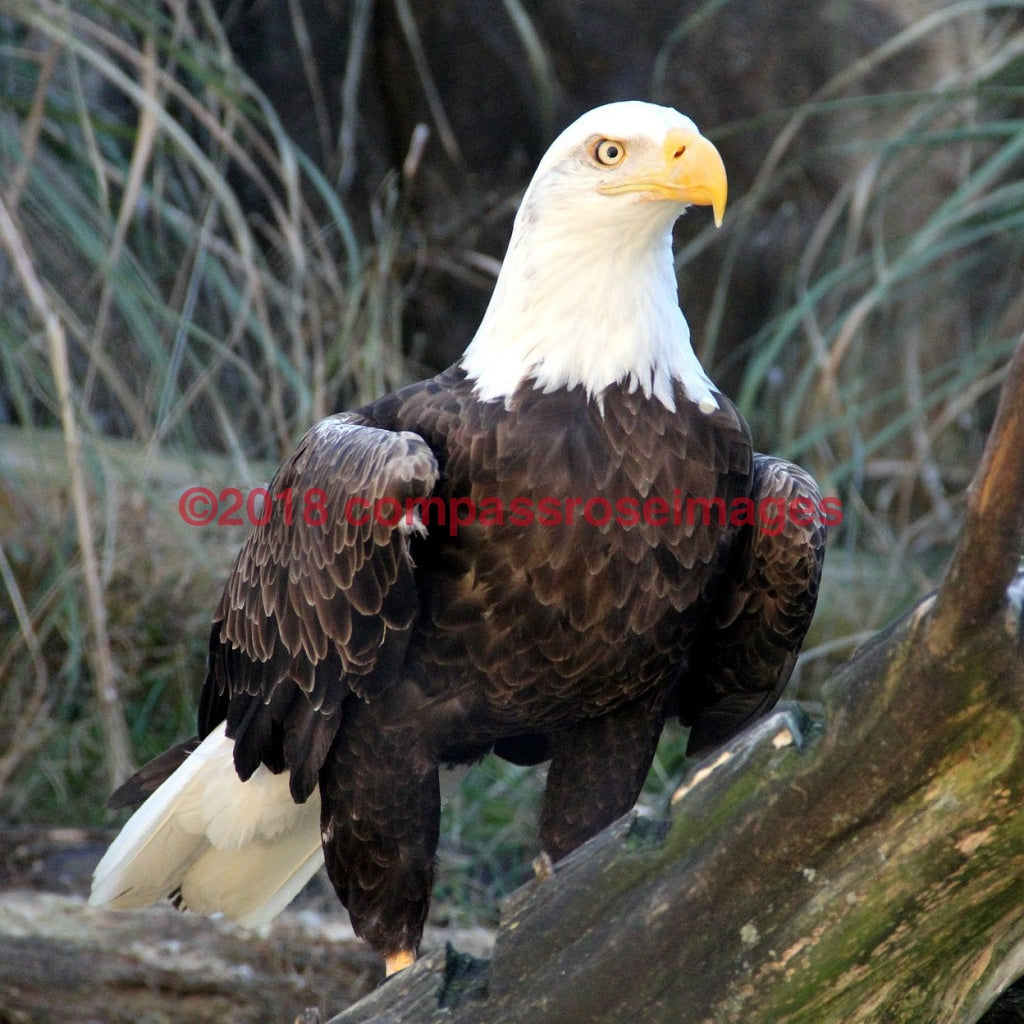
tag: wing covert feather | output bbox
[199,414,439,801]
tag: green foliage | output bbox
[436,758,546,928]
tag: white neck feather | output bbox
[461,187,719,414]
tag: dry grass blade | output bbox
[5,37,60,211]
[391,0,464,166]
[0,543,51,798]
[500,0,559,133]
[0,193,134,788]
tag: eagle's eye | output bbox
[593,139,626,167]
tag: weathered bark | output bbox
[329,343,1024,1024]
[928,332,1024,656]
[0,888,379,1024]
[0,829,495,1024]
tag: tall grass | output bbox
[0,0,405,457]
[0,0,405,819]
[695,5,1024,632]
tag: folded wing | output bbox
[91,415,439,923]
[681,453,827,754]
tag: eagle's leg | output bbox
[318,704,441,975]
[538,690,668,861]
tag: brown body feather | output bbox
[160,365,825,956]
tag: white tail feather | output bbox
[89,722,323,927]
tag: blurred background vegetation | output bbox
[0,0,1022,932]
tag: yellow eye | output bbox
[594,138,626,167]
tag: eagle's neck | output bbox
[461,200,719,414]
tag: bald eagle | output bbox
[90,102,826,976]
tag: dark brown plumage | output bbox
[91,101,827,977]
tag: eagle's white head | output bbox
[461,101,727,413]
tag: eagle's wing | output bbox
[680,453,827,755]
[199,414,439,803]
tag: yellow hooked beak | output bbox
[598,128,728,227]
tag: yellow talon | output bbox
[385,949,416,976]
[532,850,554,881]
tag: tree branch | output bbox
[928,335,1024,657]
